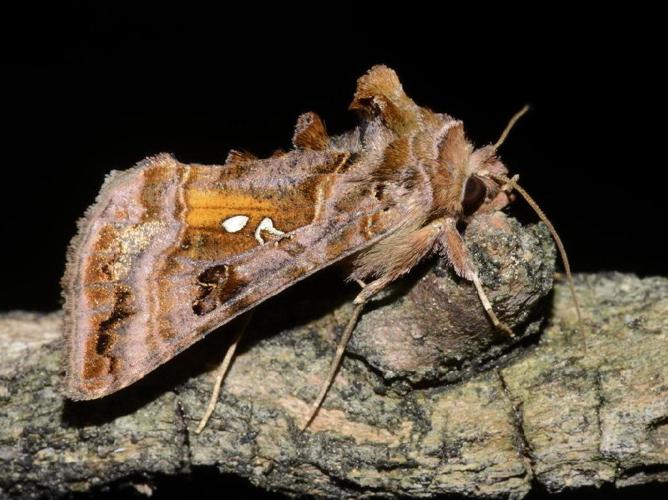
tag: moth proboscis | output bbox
[62,65,581,433]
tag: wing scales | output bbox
[63,152,405,399]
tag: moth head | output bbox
[461,175,487,215]
[436,118,513,218]
[463,145,512,217]
[458,105,532,218]
[463,105,583,322]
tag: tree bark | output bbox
[1,217,667,498]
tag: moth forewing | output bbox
[62,126,426,400]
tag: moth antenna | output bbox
[301,302,365,432]
[489,173,582,323]
[195,312,253,434]
[494,105,530,150]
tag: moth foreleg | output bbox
[470,273,514,336]
[440,218,515,336]
[195,311,254,434]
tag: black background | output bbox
[2,7,665,313]
[2,5,666,499]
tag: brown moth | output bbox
[63,65,579,430]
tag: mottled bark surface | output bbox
[1,216,667,499]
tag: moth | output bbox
[63,65,579,431]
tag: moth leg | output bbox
[301,301,366,432]
[440,218,515,337]
[470,273,514,337]
[352,276,391,304]
[352,276,367,289]
[301,221,448,430]
[353,219,447,305]
[195,312,254,434]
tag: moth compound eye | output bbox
[462,176,487,215]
